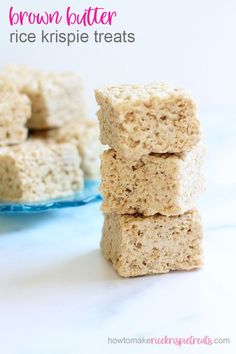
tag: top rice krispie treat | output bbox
[95,82,201,160]
[3,65,85,129]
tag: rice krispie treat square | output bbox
[0,88,31,146]
[101,210,203,277]
[100,144,205,216]
[95,82,201,159]
[3,65,85,129]
[37,119,103,180]
[0,139,84,202]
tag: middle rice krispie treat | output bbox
[0,81,31,146]
[101,144,205,216]
[95,82,201,160]
[0,139,84,202]
[3,65,85,129]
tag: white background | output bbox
[0,1,236,354]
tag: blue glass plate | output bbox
[0,180,102,213]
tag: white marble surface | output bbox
[0,112,235,354]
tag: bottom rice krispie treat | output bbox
[101,210,203,277]
[0,139,84,202]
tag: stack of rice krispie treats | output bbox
[0,65,101,202]
[95,82,205,277]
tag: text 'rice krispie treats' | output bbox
[0,139,84,202]
[0,87,31,146]
[3,65,85,129]
[36,119,103,180]
[101,144,205,216]
[101,210,203,277]
[95,82,201,160]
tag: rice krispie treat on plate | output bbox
[38,119,103,180]
[0,86,31,146]
[3,65,85,129]
[101,209,203,277]
[95,82,201,160]
[0,139,84,202]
